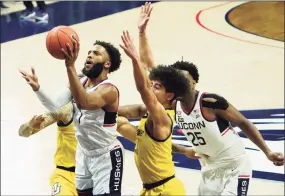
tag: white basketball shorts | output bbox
[199,154,252,196]
[75,140,124,195]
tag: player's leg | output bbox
[221,156,252,196]
[89,142,124,195]
[75,146,93,196]
[198,168,225,195]
[50,169,77,196]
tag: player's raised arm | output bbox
[19,103,73,137]
[61,36,119,110]
[203,93,285,166]
[138,2,155,71]
[62,37,119,110]
[19,67,72,112]
[120,31,168,125]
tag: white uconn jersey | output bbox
[72,77,119,151]
[175,91,245,162]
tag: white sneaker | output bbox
[20,11,36,22]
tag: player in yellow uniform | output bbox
[18,103,77,196]
[119,30,188,195]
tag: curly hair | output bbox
[94,40,122,73]
[170,61,199,83]
[149,65,190,98]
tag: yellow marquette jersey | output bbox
[54,121,77,167]
[134,110,176,184]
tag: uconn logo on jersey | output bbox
[177,111,206,130]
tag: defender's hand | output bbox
[120,31,139,61]
[138,2,153,33]
[28,115,45,130]
[19,67,40,91]
[266,151,284,166]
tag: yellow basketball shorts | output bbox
[50,167,77,196]
[140,177,186,196]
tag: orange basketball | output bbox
[46,25,80,60]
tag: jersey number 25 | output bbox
[187,132,206,146]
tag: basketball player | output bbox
[19,39,124,195]
[119,30,187,195]
[170,60,285,196]
[18,103,77,196]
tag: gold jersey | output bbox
[134,110,176,184]
[54,122,77,167]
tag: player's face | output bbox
[151,80,174,106]
[82,45,111,79]
[181,70,196,90]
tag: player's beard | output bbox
[82,62,104,79]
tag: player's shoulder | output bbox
[200,92,229,110]
[201,92,226,100]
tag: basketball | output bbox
[46,25,80,60]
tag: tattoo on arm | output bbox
[18,103,73,137]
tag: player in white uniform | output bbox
[170,61,284,195]
[19,38,124,196]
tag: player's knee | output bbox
[76,188,93,196]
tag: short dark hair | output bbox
[149,65,190,99]
[170,61,199,83]
[94,40,122,73]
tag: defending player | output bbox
[18,103,77,196]
[19,39,124,195]
[119,30,187,195]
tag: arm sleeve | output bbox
[34,86,72,112]
[201,93,229,110]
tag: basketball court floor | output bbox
[1,1,284,195]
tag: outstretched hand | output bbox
[266,151,284,166]
[138,2,153,33]
[19,67,40,91]
[61,35,80,67]
[28,115,46,130]
[120,31,139,61]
